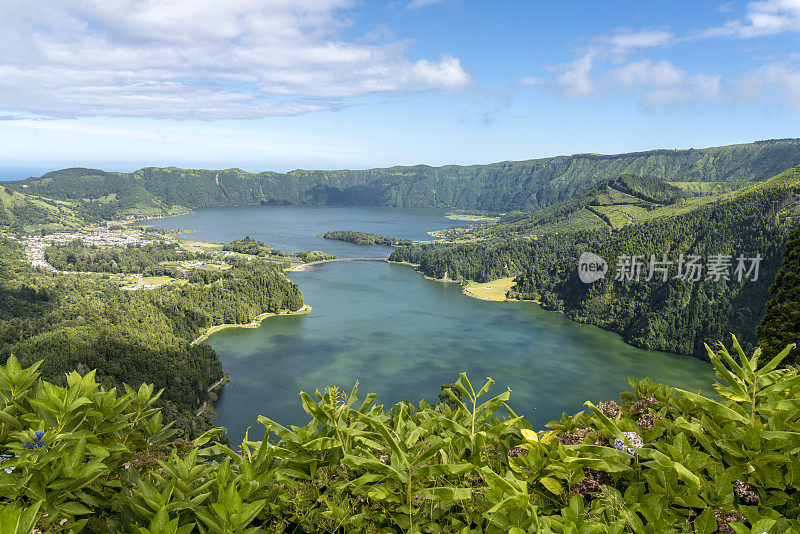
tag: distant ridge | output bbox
[4,139,800,218]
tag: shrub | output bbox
[0,334,798,532]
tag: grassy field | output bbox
[142,276,175,286]
[446,212,501,223]
[668,181,751,195]
[180,240,224,253]
[195,262,231,271]
[461,277,516,301]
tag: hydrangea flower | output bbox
[23,430,46,450]
[613,431,643,455]
[630,396,659,416]
[637,412,663,429]
[732,479,759,504]
[0,453,12,474]
[571,467,608,499]
[714,508,746,533]
[557,427,590,445]
[597,401,621,418]
[507,446,527,458]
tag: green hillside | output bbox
[0,185,86,232]
[5,139,800,216]
[0,182,190,234]
[0,236,304,437]
[390,166,800,360]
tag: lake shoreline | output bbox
[389,261,542,304]
[191,304,311,345]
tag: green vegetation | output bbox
[221,236,333,264]
[0,185,85,233]
[323,230,412,246]
[391,167,800,359]
[758,222,800,363]
[0,183,190,234]
[0,337,797,532]
[446,210,502,222]
[45,240,196,276]
[669,181,752,196]
[222,236,291,258]
[0,237,303,437]
[461,277,517,301]
[6,140,800,218]
[295,250,336,262]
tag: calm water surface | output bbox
[135,205,476,258]
[142,206,716,443]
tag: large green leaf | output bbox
[416,486,472,501]
[675,389,749,424]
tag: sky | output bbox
[1,0,800,176]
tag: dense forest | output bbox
[391,167,800,359]
[222,236,334,263]
[45,240,198,275]
[5,139,800,219]
[323,230,412,246]
[758,221,800,360]
[0,238,304,436]
[222,236,290,258]
[1,338,798,532]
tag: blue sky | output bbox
[1,0,800,175]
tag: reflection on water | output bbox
[140,205,716,444]
[210,262,715,443]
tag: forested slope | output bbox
[5,139,800,216]
[0,237,304,436]
[390,167,800,360]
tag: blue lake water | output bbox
[140,206,716,443]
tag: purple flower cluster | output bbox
[714,508,746,533]
[613,432,643,455]
[557,427,590,445]
[506,447,528,458]
[637,412,663,429]
[630,396,659,415]
[571,467,608,499]
[23,431,45,450]
[733,479,759,504]
[597,401,621,418]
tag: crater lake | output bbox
[138,205,716,442]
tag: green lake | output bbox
[139,206,716,443]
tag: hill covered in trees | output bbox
[0,237,304,436]
[4,139,800,222]
[323,230,412,246]
[758,221,800,360]
[390,166,800,360]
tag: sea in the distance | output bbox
[138,205,716,443]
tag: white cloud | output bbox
[602,29,675,58]
[736,63,800,106]
[517,76,543,87]
[552,53,597,98]
[0,0,470,119]
[517,3,800,109]
[699,0,800,38]
[407,0,444,9]
[608,59,720,106]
